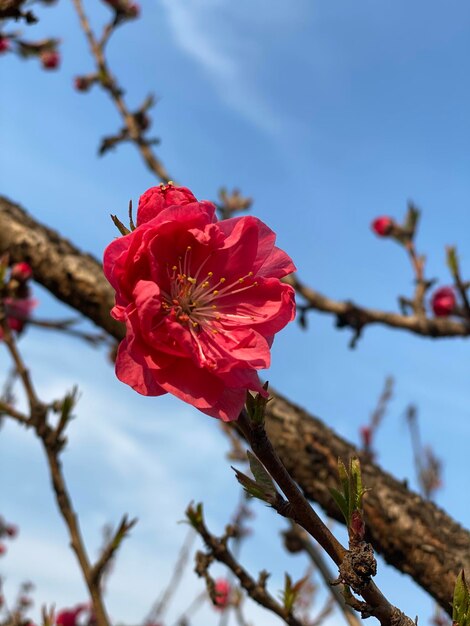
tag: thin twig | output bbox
[70,0,173,183]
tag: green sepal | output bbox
[111,214,131,236]
[245,382,270,425]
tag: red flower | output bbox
[0,37,10,53]
[0,297,37,338]
[103,184,296,421]
[431,287,456,317]
[371,216,393,237]
[41,50,60,70]
[56,605,87,626]
[11,262,33,282]
[214,578,231,609]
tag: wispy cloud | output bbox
[159,0,295,137]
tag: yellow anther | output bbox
[187,277,196,284]
[211,305,217,309]
[168,180,174,185]
[186,245,192,250]
[253,282,258,286]
[202,281,209,288]
[220,277,226,283]
[207,271,213,277]
[238,278,245,283]
[248,271,253,276]
[172,265,177,271]
[213,290,219,295]
[192,322,198,328]
[215,314,220,320]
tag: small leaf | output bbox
[329,487,349,523]
[447,246,459,279]
[247,451,277,498]
[279,572,307,613]
[233,467,273,503]
[404,203,420,238]
[453,570,470,625]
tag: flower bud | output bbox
[359,425,372,449]
[0,37,10,54]
[431,287,456,317]
[349,509,366,543]
[41,50,60,70]
[127,2,140,17]
[0,543,6,556]
[5,524,18,538]
[11,262,33,282]
[74,76,91,92]
[371,216,393,237]
[214,578,231,610]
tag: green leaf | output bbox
[329,487,349,523]
[453,570,470,625]
[233,468,273,503]
[279,573,307,613]
[186,502,204,527]
[404,203,420,238]
[447,246,459,278]
[351,457,364,510]
[247,451,277,499]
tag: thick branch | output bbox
[1,196,468,612]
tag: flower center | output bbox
[161,246,258,334]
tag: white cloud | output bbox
[159,0,291,137]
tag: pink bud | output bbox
[127,2,140,17]
[41,50,60,70]
[0,543,6,556]
[11,262,33,282]
[360,425,372,448]
[0,37,10,53]
[349,510,366,542]
[431,287,456,317]
[5,524,18,538]
[213,578,231,610]
[74,76,90,92]
[371,216,393,237]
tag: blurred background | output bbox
[1,0,469,623]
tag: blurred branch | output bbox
[187,503,307,626]
[283,523,361,626]
[287,272,470,346]
[146,528,196,623]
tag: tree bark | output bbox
[1,195,468,613]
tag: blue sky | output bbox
[1,0,469,623]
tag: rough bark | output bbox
[0,195,124,340]
[1,195,468,614]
